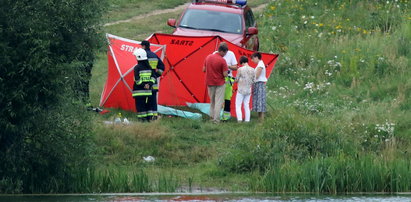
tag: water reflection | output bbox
[1,193,411,202]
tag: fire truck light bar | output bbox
[193,0,247,6]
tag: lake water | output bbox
[1,193,411,202]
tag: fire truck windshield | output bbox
[179,9,243,34]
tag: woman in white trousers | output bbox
[235,56,255,122]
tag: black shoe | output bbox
[93,107,103,113]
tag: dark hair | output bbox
[141,40,150,49]
[219,42,228,49]
[218,43,228,53]
[251,52,262,60]
[239,56,248,64]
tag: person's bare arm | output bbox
[255,66,262,79]
[202,65,206,72]
[228,64,238,71]
[223,71,228,77]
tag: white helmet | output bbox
[133,48,147,61]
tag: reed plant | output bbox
[256,155,411,193]
[71,167,178,193]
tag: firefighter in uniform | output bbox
[141,40,165,120]
[220,43,238,121]
[132,48,156,122]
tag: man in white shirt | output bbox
[219,42,238,121]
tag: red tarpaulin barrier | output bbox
[101,33,279,117]
[148,33,279,116]
[100,34,165,111]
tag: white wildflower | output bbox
[375,121,395,137]
[318,32,323,38]
[304,82,315,93]
[325,70,332,76]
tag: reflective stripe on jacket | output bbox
[148,58,158,70]
[225,76,235,85]
[132,90,152,97]
[135,70,155,85]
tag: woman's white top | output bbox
[255,60,267,82]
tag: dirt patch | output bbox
[253,3,268,13]
[104,3,268,27]
[104,3,189,27]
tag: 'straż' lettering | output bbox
[120,44,137,52]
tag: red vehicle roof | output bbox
[168,0,259,50]
[188,3,245,14]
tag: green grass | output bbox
[102,11,180,40]
[85,0,411,193]
[248,0,411,192]
[255,155,411,193]
[104,0,188,23]
[71,167,179,193]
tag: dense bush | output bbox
[0,0,105,193]
[218,110,355,173]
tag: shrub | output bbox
[0,0,105,193]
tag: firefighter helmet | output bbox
[133,48,148,61]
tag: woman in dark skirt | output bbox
[251,52,267,121]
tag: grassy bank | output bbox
[249,0,411,192]
[86,0,411,193]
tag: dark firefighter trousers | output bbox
[134,95,155,121]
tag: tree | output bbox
[0,0,106,193]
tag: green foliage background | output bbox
[218,0,411,192]
[1,0,410,194]
[0,0,106,193]
[86,0,411,193]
